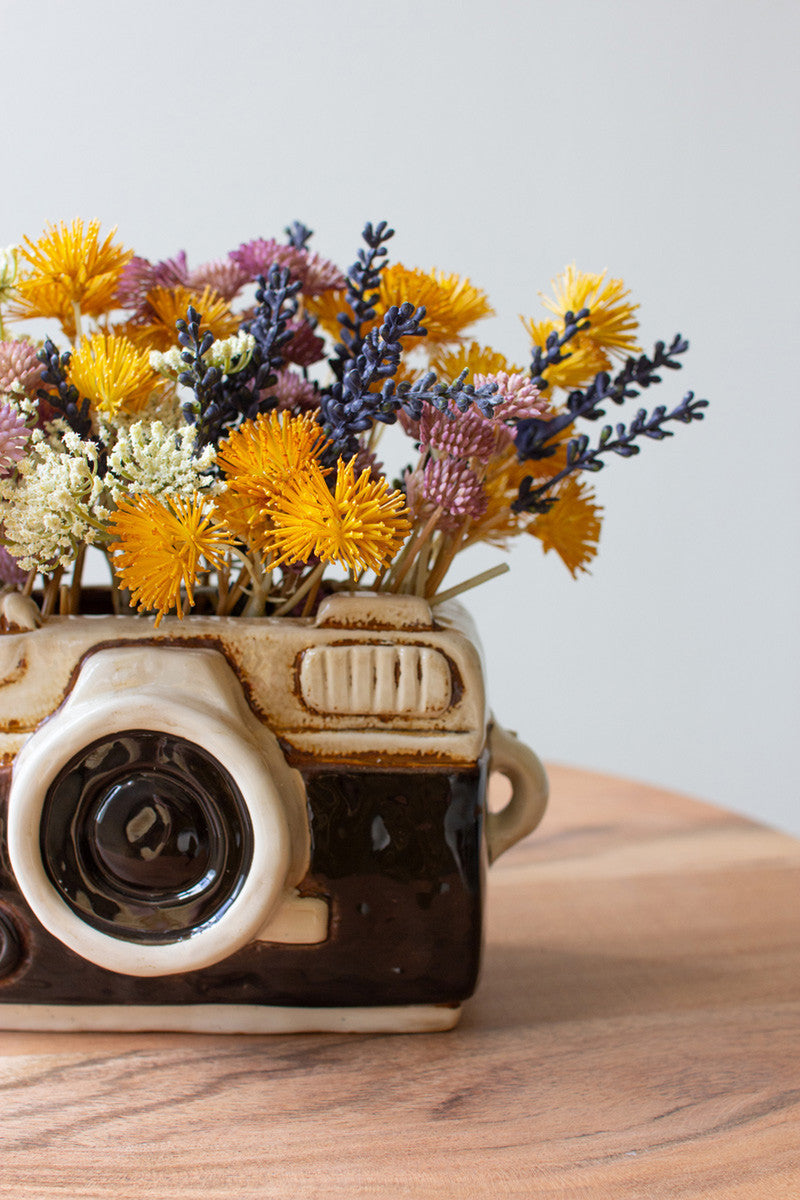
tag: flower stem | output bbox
[272,560,326,617]
[386,507,443,594]
[68,544,86,613]
[71,301,83,344]
[40,567,64,618]
[430,561,510,606]
[424,521,470,599]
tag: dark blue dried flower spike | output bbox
[36,339,104,463]
[285,221,313,250]
[515,334,692,464]
[334,221,395,371]
[320,300,426,459]
[513,332,708,514]
[178,266,300,448]
[319,221,500,461]
[529,308,591,390]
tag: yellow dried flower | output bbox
[126,285,239,352]
[306,265,493,348]
[529,475,603,577]
[67,333,159,416]
[264,458,410,575]
[108,491,234,625]
[377,265,493,345]
[521,266,641,392]
[16,220,133,336]
[215,411,330,550]
[521,317,612,391]
[543,265,640,361]
[218,410,328,493]
[431,341,523,381]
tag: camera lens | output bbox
[40,731,254,945]
[91,771,213,896]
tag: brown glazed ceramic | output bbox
[0,593,547,1033]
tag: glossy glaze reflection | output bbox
[40,731,254,944]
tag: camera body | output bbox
[0,593,546,1033]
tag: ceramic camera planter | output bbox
[0,592,547,1034]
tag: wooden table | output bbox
[1,765,798,1199]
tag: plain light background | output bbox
[1,0,798,831]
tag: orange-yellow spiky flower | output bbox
[67,333,159,416]
[529,475,603,577]
[263,458,410,575]
[16,220,133,338]
[306,265,493,349]
[108,491,234,624]
[125,285,239,352]
[522,265,641,391]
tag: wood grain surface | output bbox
[0,765,798,1199]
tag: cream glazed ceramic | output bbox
[0,593,548,1033]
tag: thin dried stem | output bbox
[430,562,510,606]
[272,560,326,618]
[386,507,443,594]
[40,567,64,618]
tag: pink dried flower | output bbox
[421,456,487,520]
[116,252,190,311]
[419,403,497,464]
[270,368,320,413]
[230,240,345,296]
[283,319,326,367]
[0,546,25,588]
[189,259,248,302]
[0,340,44,397]
[0,400,29,473]
[474,371,549,422]
[348,447,384,484]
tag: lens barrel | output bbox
[40,731,254,945]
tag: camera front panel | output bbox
[0,757,486,1009]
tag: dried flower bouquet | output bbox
[0,219,707,626]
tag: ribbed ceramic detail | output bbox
[298,644,452,717]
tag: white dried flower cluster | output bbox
[2,390,38,423]
[149,332,256,379]
[0,245,19,303]
[149,347,184,379]
[105,420,218,500]
[97,388,185,441]
[0,431,110,570]
[204,332,256,374]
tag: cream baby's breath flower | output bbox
[204,332,256,374]
[150,332,256,379]
[0,433,110,570]
[149,347,185,378]
[105,420,217,500]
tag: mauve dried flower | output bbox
[189,259,249,302]
[0,545,26,588]
[0,340,45,397]
[421,456,487,519]
[473,371,549,422]
[116,252,190,312]
[0,400,29,473]
[283,318,326,367]
[230,240,345,296]
[419,403,497,464]
[270,368,319,413]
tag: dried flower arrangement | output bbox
[0,219,707,625]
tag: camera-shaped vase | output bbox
[0,593,547,1033]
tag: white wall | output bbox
[2,0,797,831]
